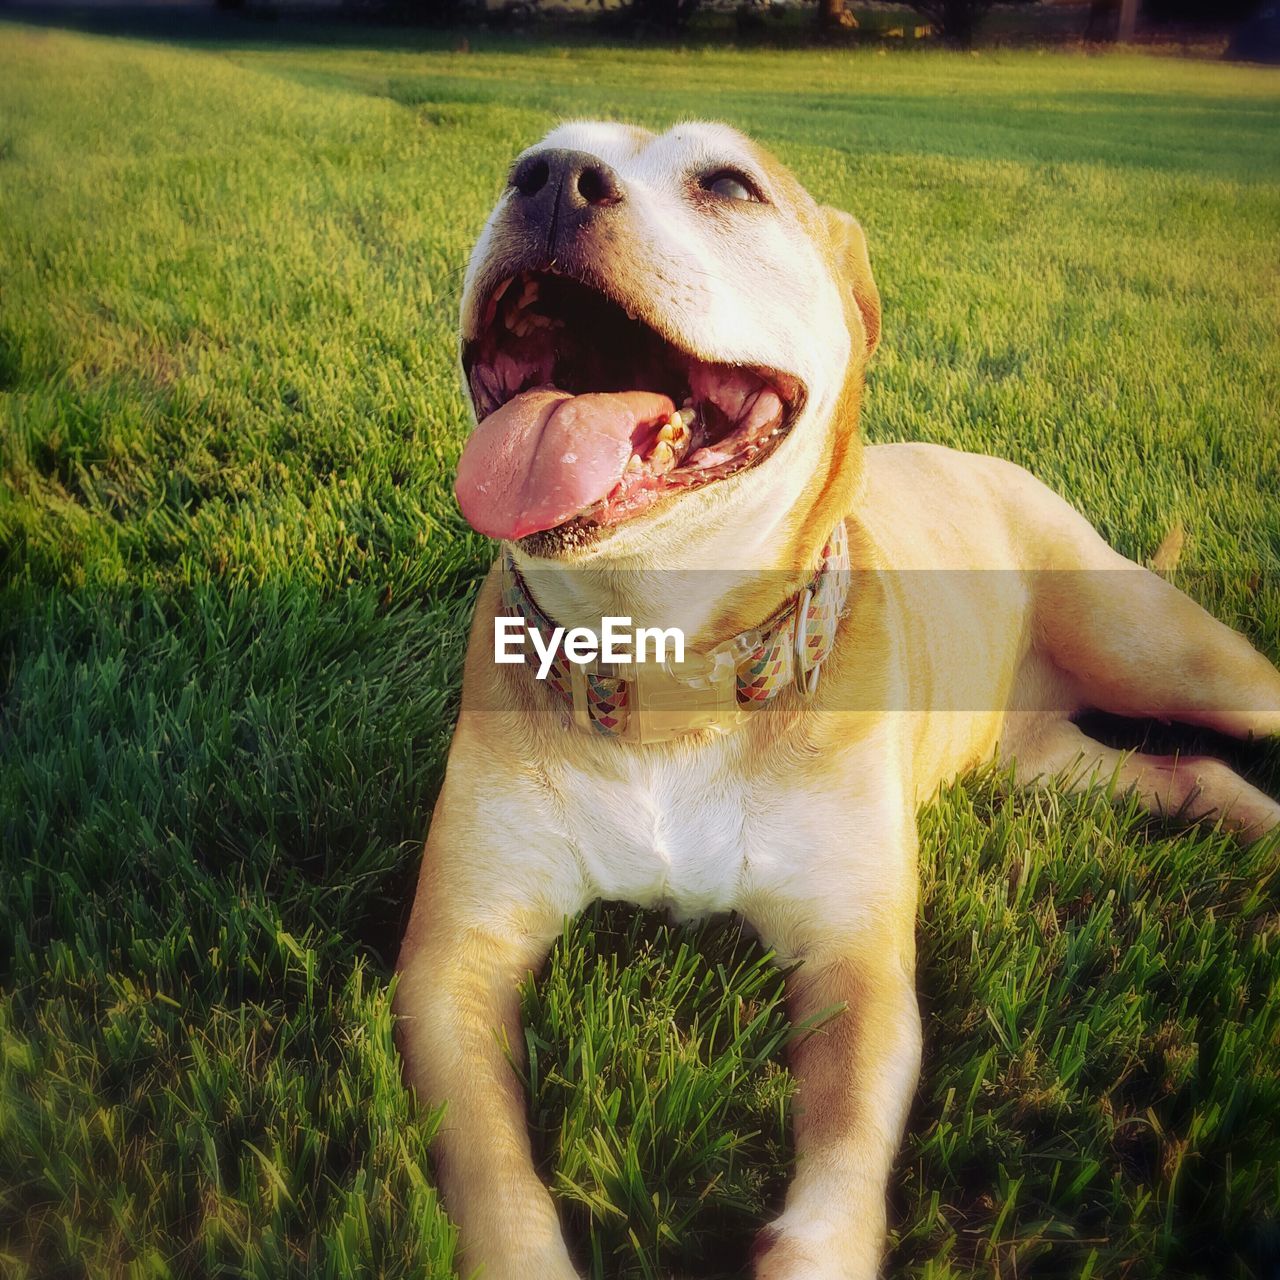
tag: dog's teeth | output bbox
[656,409,694,460]
[493,277,516,305]
[518,279,540,308]
[625,452,643,474]
[649,441,676,470]
[655,417,684,445]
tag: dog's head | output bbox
[456,121,879,564]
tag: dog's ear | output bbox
[821,206,880,360]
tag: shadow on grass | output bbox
[1076,708,1280,799]
[0,579,464,979]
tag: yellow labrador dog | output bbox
[395,122,1280,1280]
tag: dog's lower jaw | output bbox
[518,517,607,560]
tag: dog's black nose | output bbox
[512,148,624,210]
[510,149,625,260]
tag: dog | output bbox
[394,121,1280,1280]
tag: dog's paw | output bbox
[465,1240,584,1280]
[483,1260,583,1280]
[750,1213,880,1280]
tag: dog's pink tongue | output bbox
[455,388,675,540]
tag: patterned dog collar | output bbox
[501,522,851,745]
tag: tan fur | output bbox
[397,123,1280,1280]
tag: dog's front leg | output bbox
[748,859,922,1279]
[395,741,588,1280]
[397,925,578,1279]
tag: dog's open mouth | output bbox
[456,270,805,541]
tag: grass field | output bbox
[2,22,1280,1280]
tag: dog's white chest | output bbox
[557,753,750,917]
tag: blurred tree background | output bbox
[328,0,1271,46]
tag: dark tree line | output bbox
[340,0,1262,46]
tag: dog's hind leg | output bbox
[1026,497,1280,743]
[1011,717,1280,844]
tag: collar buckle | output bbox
[605,643,747,746]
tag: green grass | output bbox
[2,22,1279,1280]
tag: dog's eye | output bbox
[701,170,761,203]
